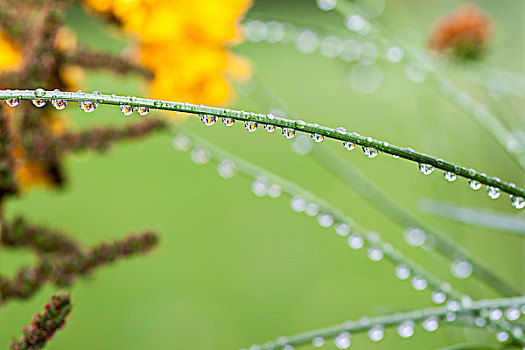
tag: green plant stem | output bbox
[310,145,521,297]
[1,88,524,199]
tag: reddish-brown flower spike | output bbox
[10,292,72,350]
[428,3,493,59]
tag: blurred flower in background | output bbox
[428,3,492,60]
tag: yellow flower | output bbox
[0,31,21,71]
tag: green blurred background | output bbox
[1,0,525,348]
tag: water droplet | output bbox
[334,332,351,349]
[252,177,268,197]
[385,46,404,63]
[154,101,162,108]
[395,265,410,280]
[222,117,235,126]
[5,98,19,107]
[335,223,350,236]
[489,309,503,321]
[283,345,293,350]
[447,300,460,311]
[312,337,325,347]
[367,247,383,261]
[469,179,482,191]
[451,260,473,279]
[32,98,46,107]
[305,203,320,216]
[268,184,282,198]
[291,196,307,212]
[120,104,134,116]
[137,106,149,116]
[419,163,434,175]
[218,160,236,179]
[77,90,101,113]
[282,128,296,139]
[191,148,211,164]
[200,114,217,126]
[296,30,320,54]
[362,146,378,158]
[444,171,457,182]
[506,307,520,321]
[431,291,446,304]
[404,228,426,247]
[51,89,67,110]
[264,124,276,132]
[316,0,336,11]
[311,133,324,142]
[343,141,356,150]
[397,321,414,338]
[318,213,334,228]
[244,121,258,132]
[496,331,509,343]
[347,234,364,250]
[411,276,427,291]
[422,317,439,332]
[368,326,384,342]
[34,88,45,97]
[474,317,486,327]
[172,134,192,151]
[511,195,525,209]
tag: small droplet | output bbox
[404,228,426,247]
[316,0,336,11]
[120,104,134,116]
[5,98,19,107]
[368,326,384,342]
[136,106,150,116]
[450,260,473,279]
[474,317,487,327]
[244,121,258,132]
[362,146,378,158]
[200,114,217,126]
[395,265,410,280]
[191,148,211,164]
[419,163,434,175]
[496,331,509,343]
[446,300,460,311]
[311,133,324,142]
[367,247,383,261]
[264,124,276,132]
[411,276,427,291]
[506,307,520,321]
[291,196,307,212]
[305,203,320,216]
[222,117,235,126]
[172,134,192,151]
[444,171,457,182]
[312,337,325,347]
[489,309,503,321]
[510,195,525,209]
[343,141,356,150]
[334,332,351,349]
[267,184,282,198]
[32,98,46,107]
[252,177,268,197]
[469,179,481,190]
[51,89,67,110]
[34,88,45,97]
[335,223,350,236]
[397,321,415,338]
[318,213,334,228]
[282,128,296,139]
[431,291,446,304]
[348,234,364,250]
[283,345,293,350]
[218,160,237,179]
[154,101,162,108]
[422,317,439,332]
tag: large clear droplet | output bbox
[137,106,149,116]
[511,195,525,209]
[191,148,211,164]
[486,186,501,199]
[218,160,236,179]
[419,163,434,175]
[290,196,307,212]
[348,234,364,250]
[172,134,192,151]
[469,179,482,190]
[450,260,473,279]
[334,332,351,349]
[367,247,383,261]
[397,321,415,338]
[311,133,324,142]
[422,317,439,332]
[5,98,19,107]
[343,141,356,150]
[222,117,235,126]
[444,171,457,182]
[51,89,67,110]
[362,146,378,158]
[368,326,384,342]
[318,213,334,228]
[32,98,46,107]
[282,128,296,139]
[264,124,276,132]
[411,276,427,291]
[77,90,101,113]
[312,337,325,347]
[200,114,217,126]
[395,265,410,280]
[245,121,258,132]
[431,291,446,304]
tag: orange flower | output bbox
[428,4,492,59]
